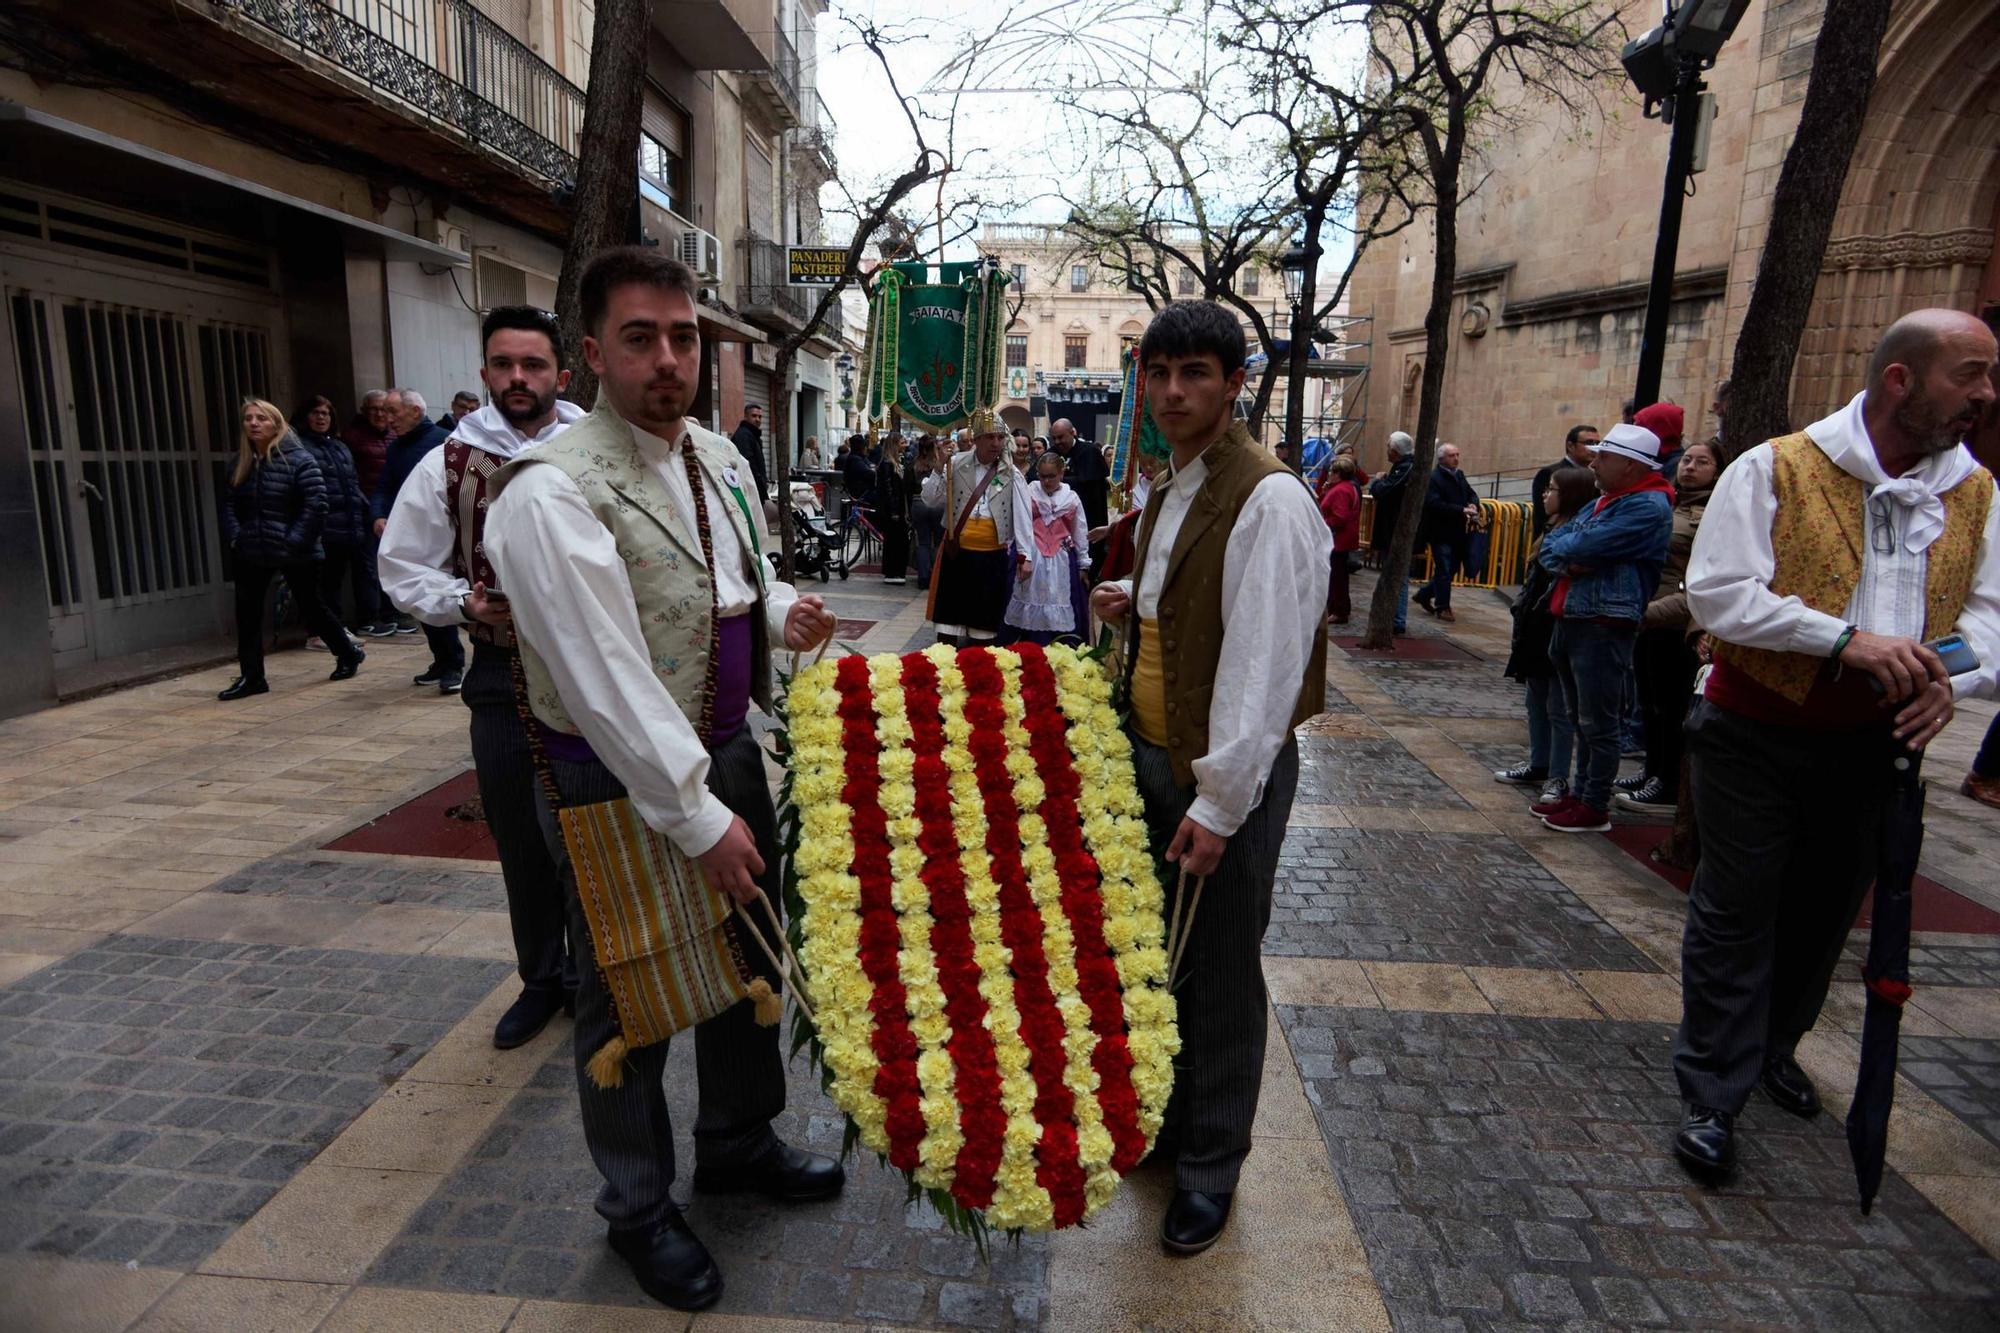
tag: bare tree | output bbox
[552,0,648,408]
[764,19,979,579]
[1720,0,1893,461]
[1228,0,1622,649]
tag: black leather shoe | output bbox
[1673,1105,1736,1179]
[217,677,268,701]
[1161,1188,1233,1254]
[1762,1052,1821,1118]
[692,1140,844,1202]
[328,650,364,682]
[492,987,565,1050]
[607,1213,722,1311]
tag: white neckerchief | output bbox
[1807,391,1977,554]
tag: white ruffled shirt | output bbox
[1687,391,2000,701]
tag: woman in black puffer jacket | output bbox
[218,398,363,700]
[292,396,384,639]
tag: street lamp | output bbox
[1624,0,1751,410]
[1277,238,1320,469]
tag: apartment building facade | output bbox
[0,0,838,715]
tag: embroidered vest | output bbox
[493,407,773,736]
[1122,422,1329,787]
[1711,432,1991,703]
[441,440,509,647]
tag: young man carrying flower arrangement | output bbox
[486,248,842,1312]
[1089,300,1332,1253]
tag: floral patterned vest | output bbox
[1711,432,1991,703]
[493,406,773,735]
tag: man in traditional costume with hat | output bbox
[1672,308,2000,1179]
[486,247,843,1312]
[930,409,1022,645]
[1090,300,1330,1255]
[379,307,583,1050]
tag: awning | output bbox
[0,103,469,266]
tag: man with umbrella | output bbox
[1670,308,2000,1180]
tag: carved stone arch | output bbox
[1792,0,2000,423]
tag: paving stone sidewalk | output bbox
[210,855,505,913]
[0,936,509,1269]
[1283,1004,2000,1331]
[1295,734,1472,809]
[368,1039,1049,1329]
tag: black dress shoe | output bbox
[1673,1105,1736,1179]
[607,1212,722,1311]
[328,649,365,682]
[492,987,565,1050]
[217,677,269,701]
[1161,1188,1232,1254]
[692,1140,844,1202]
[1762,1052,1821,1118]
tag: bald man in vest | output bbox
[1090,300,1330,1254]
[1671,309,2000,1180]
[487,247,842,1311]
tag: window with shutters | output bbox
[1177,268,1197,295]
[638,87,690,217]
[1011,263,1027,288]
[1070,264,1089,292]
[1242,267,1260,296]
[746,136,776,240]
[1006,334,1028,369]
[1064,334,1087,369]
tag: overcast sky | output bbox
[810,1,1362,270]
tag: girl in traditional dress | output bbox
[1005,451,1091,645]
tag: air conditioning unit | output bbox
[679,227,723,282]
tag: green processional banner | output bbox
[861,262,1011,432]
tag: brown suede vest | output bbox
[1123,422,1329,786]
[1710,431,1991,703]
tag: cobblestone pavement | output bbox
[4,575,1999,1330]
[1270,826,1655,972]
[369,1042,1047,1328]
[1284,1005,2000,1331]
[210,856,508,913]
[0,936,508,1269]
[1295,734,1472,809]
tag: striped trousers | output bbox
[1129,733,1299,1194]
[537,728,786,1232]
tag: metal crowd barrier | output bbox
[1357,497,1533,589]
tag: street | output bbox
[2,572,1997,1330]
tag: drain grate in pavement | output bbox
[1282,1006,2000,1331]
[0,935,510,1269]
[1271,826,1655,972]
[365,1041,1049,1328]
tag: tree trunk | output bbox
[1721,0,1892,460]
[552,0,650,408]
[1360,136,1459,650]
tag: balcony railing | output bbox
[743,236,809,323]
[214,0,584,183]
[772,31,802,110]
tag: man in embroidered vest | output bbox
[1089,300,1330,1255]
[485,248,843,1311]
[930,411,1021,645]
[1672,308,2000,1181]
[379,307,583,1051]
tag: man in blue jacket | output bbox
[1532,423,1675,832]
[374,389,464,691]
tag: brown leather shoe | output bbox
[1963,773,2000,811]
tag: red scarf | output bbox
[1549,472,1676,617]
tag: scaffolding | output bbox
[1242,311,1371,480]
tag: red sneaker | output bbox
[1530,792,1576,818]
[1543,803,1611,833]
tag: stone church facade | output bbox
[1346,0,2000,478]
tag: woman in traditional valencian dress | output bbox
[1005,451,1091,645]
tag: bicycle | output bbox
[836,502,883,580]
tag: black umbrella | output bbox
[1845,750,1925,1215]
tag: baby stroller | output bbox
[791,504,838,582]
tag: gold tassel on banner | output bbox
[585,1034,630,1090]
